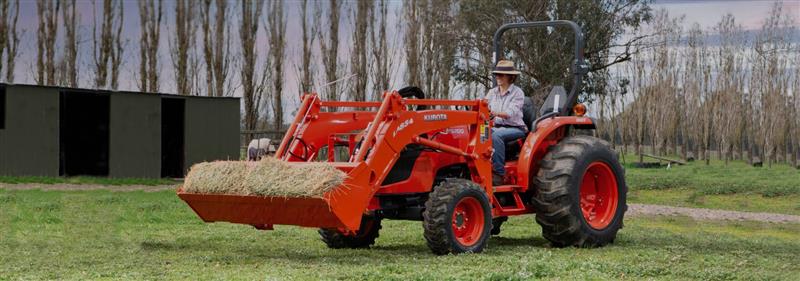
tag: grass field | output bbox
[1,154,798,280]
[0,175,179,186]
[623,156,800,215]
[1,189,798,280]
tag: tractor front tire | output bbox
[318,216,381,249]
[533,135,627,248]
[423,178,493,255]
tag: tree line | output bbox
[595,3,799,168]
[2,1,796,168]
[0,0,652,134]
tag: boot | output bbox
[492,173,504,186]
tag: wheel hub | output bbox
[450,197,485,246]
[579,162,619,229]
[454,213,465,229]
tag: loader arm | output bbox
[275,95,381,162]
[357,98,495,191]
[205,92,495,232]
[280,93,494,186]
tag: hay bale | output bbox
[183,161,250,194]
[182,158,346,198]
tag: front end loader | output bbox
[177,20,627,255]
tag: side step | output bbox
[492,185,535,216]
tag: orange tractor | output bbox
[178,21,626,255]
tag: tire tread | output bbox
[533,135,627,248]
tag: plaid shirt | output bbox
[485,84,526,130]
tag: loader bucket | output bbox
[176,162,374,232]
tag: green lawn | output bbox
[1,189,798,280]
[624,155,800,215]
[0,175,180,186]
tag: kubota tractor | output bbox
[178,20,626,255]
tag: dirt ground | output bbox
[627,203,800,224]
[2,183,799,224]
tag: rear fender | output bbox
[516,116,595,190]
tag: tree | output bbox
[5,0,19,82]
[109,2,124,90]
[0,0,9,80]
[793,53,800,168]
[318,0,342,102]
[266,0,286,129]
[748,2,795,167]
[296,0,316,95]
[369,0,396,99]
[712,14,747,165]
[349,0,372,102]
[201,0,232,97]
[239,0,267,131]
[92,0,123,89]
[36,0,59,86]
[138,0,162,93]
[403,0,458,99]
[60,0,78,87]
[170,0,198,95]
[403,0,421,88]
[430,0,457,99]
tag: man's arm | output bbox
[485,88,502,118]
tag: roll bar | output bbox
[492,20,589,115]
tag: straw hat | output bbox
[492,60,521,75]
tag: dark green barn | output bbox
[0,84,239,178]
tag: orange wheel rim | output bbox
[451,197,485,246]
[579,162,619,229]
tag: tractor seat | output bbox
[505,86,566,159]
[504,96,536,160]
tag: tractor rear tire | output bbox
[423,178,493,255]
[318,216,381,249]
[533,135,627,248]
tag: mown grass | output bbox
[623,154,800,215]
[0,175,180,186]
[1,189,798,280]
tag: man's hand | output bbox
[491,111,510,119]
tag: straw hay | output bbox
[182,157,346,198]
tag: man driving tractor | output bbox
[485,60,527,185]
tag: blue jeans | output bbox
[491,127,526,175]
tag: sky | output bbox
[4,0,798,121]
[653,0,799,30]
